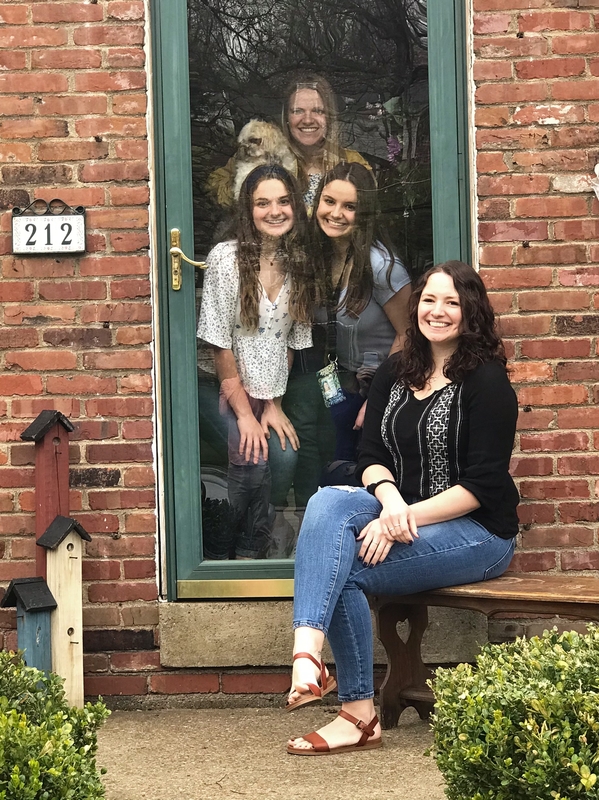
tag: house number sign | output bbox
[12,199,86,255]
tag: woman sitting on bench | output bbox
[285,260,519,756]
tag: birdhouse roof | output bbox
[21,410,74,442]
[1,577,57,612]
[37,515,92,550]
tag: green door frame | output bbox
[150,0,472,601]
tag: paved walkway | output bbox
[97,706,445,800]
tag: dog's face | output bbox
[237,120,285,160]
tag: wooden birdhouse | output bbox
[37,515,91,707]
[1,577,57,674]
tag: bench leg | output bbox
[374,602,434,729]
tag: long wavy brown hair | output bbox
[282,72,341,194]
[396,261,506,389]
[311,162,397,316]
[235,164,311,330]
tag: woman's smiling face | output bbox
[315,179,357,240]
[417,271,463,348]
[287,88,327,149]
[252,179,294,238]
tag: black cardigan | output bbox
[355,355,520,539]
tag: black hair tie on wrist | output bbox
[366,478,398,495]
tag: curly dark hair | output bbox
[310,162,397,316]
[235,164,312,330]
[396,260,506,390]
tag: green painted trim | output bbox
[428,0,471,264]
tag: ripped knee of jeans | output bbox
[326,485,361,493]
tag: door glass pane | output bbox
[190,0,431,562]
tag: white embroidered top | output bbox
[197,240,312,399]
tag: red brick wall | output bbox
[0,0,158,683]
[474,1,599,580]
[1,0,598,698]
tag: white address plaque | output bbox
[12,200,86,255]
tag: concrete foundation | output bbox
[159,600,488,667]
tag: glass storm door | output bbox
[151,0,471,599]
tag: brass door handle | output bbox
[169,228,207,290]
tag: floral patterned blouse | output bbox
[197,241,312,399]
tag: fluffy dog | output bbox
[233,119,297,200]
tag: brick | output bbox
[88,489,154,510]
[108,1,145,20]
[123,467,155,487]
[0,376,43,396]
[43,328,112,349]
[120,604,159,627]
[0,96,31,115]
[550,127,599,148]
[473,12,512,33]
[110,651,161,672]
[123,559,155,579]
[523,526,593,548]
[3,256,75,279]
[558,455,599,475]
[83,351,152,370]
[519,291,589,311]
[498,315,551,336]
[508,552,556,572]
[120,375,153,394]
[149,674,219,695]
[0,283,34,302]
[110,281,151,300]
[80,303,152,325]
[110,232,149,253]
[5,305,76,326]
[559,267,599,286]
[519,480,590,500]
[555,219,599,240]
[38,141,109,162]
[515,196,588,218]
[86,398,153,417]
[474,35,548,59]
[553,33,599,54]
[0,119,68,140]
[479,198,510,219]
[512,104,584,125]
[84,654,110,673]
[476,82,548,105]
[510,362,553,383]
[115,327,152,345]
[478,245,513,265]
[11,538,36,559]
[79,256,149,277]
[85,675,148,697]
[82,560,121,581]
[516,409,555,431]
[11,398,80,418]
[561,552,599,571]
[0,5,28,23]
[73,25,144,46]
[32,49,102,69]
[122,421,153,440]
[510,456,553,477]
[70,468,120,488]
[112,93,147,115]
[88,582,157,603]
[478,174,550,196]
[106,48,146,69]
[517,503,556,524]
[109,186,150,206]
[560,502,599,523]
[33,3,104,22]
[39,281,107,301]
[85,536,154,559]
[478,221,548,242]
[79,162,149,183]
[517,58,585,80]
[556,315,599,335]
[556,361,599,381]
[518,385,588,406]
[73,514,120,534]
[481,268,553,291]
[83,606,121,627]
[5,351,77,371]
[0,562,36,580]
[221,673,291,693]
[74,72,146,93]
[87,444,152,464]
[518,11,591,32]
[522,431,589,453]
[552,174,594,194]
[516,244,586,266]
[86,208,149,230]
[553,79,599,100]
[75,117,147,138]
[488,292,513,314]
[512,149,592,172]
[476,107,510,127]
[124,513,155,533]
[559,407,599,429]
[0,27,67,49]
[38,96,108,116]
[70,420,119,440]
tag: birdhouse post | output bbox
[37,516,91,708]
[20,410,74,579]
[0,577,57,674]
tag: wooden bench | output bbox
[369,573,599,729]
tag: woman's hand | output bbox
[237,412,269,464]
[353,399,367,430]
[357,519,394,565]
[379,498,418,545]
[260,399,300,452]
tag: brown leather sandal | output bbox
[284,652,337,712]
[287,709,382,755]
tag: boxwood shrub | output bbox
[0,650,109,799]
[430,627,599,800]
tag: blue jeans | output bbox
[293,486,516,701]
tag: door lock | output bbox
[169,228,207,290]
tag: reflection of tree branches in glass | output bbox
[188,0,431,275]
